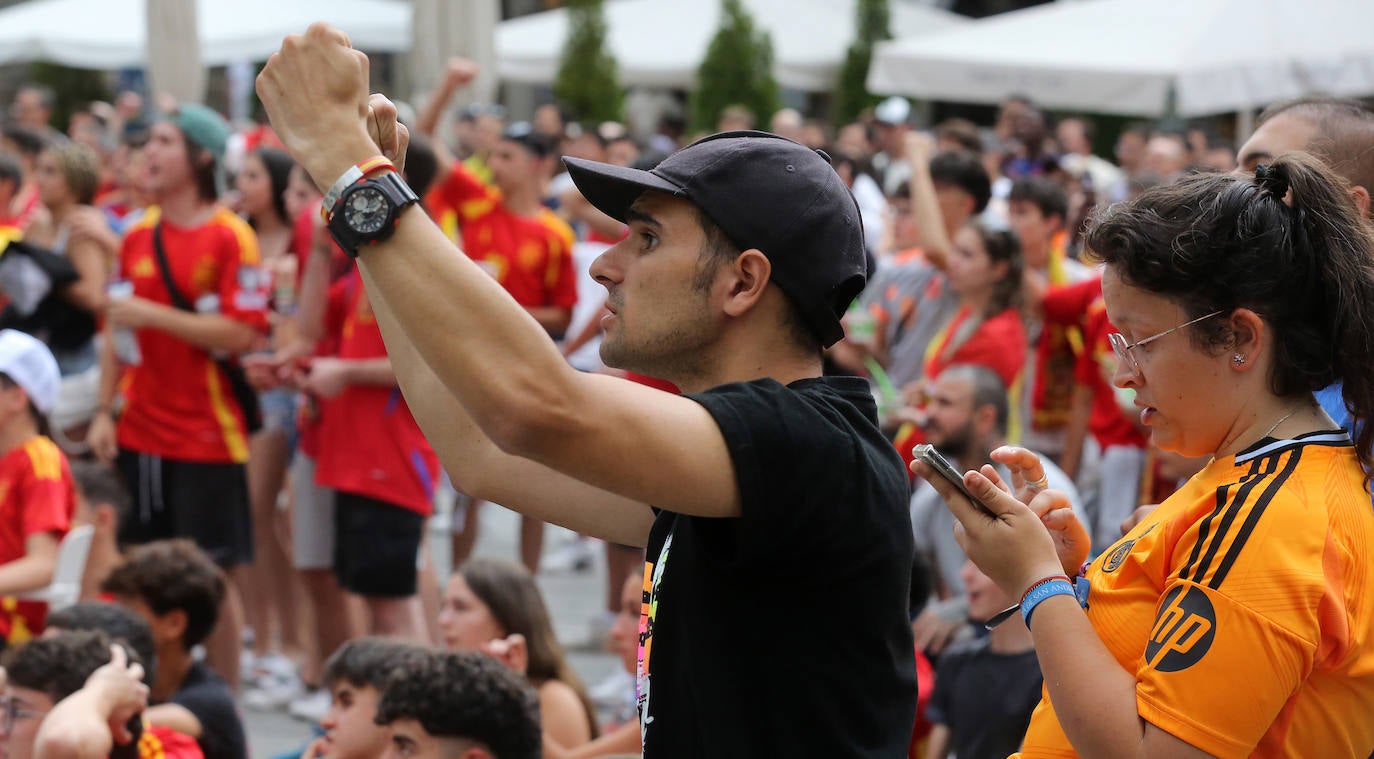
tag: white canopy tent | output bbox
[867,0,1374,118]
[497,0,967,92]
[0,0,411,69]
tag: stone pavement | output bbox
[243,499,624,756]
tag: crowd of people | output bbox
[0,17,1369,758]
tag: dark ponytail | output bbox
[1086,151,1374,476]
[975,222,1024,317]
[1275,154,1374,474]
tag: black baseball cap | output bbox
[502,121,556,157]
[563,130,865,348]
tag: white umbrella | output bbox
[496,0,967,92]
[867,0,1374,118]
[0,0,411,70]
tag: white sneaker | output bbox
[541,536,597,573]
[288,689,332,723]
[251,652,298,684]
[241,675,305,711]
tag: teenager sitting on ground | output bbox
[8,630,203,759]
[100,540,247,759]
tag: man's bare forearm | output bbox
[358,264,655,545]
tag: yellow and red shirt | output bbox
[0,435,74,644]
[427,163,577,310]
[313,271,438,515]
[1017,432,1374,758]
[139,723,205,759]
[1030,232,1087,433]
[114,207,270,463]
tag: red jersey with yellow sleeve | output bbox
[426,162,578,310]
[114,207,270,464]
[140,723,206,759]
[0,435,74,644]
[1075,295,1147,451]
[313,271,438,515]
[1016,431,1374,758]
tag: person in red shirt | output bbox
[87,104,270,691]
[428,122,578,574]
[0,125,48,233]
[427,123,577,333]
[302,263,439,641]
[892,223,1027,471]
[0,329,74,645]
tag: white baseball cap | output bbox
[874,96,911,126]
[0,330,60,415]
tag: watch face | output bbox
[343,187,390,234]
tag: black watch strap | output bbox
[326,172,421,257]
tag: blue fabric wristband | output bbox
[1021,578,1076,626]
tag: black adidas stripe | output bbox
[1209,447,1302,589]
[1182,455,1272,583]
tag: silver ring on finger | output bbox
[1026,474,1049,492]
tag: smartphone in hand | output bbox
[912,444,996,517]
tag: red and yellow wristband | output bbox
[321,156,396,222]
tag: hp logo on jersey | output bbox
[1145,585,1216,672]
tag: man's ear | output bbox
[974,402,997,430]
[158,608,189,643]
[720,248,771,318]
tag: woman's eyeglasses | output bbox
[1108,310,1224,378]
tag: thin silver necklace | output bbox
[1260,409,1299,441]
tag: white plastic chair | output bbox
[18,524,94,611]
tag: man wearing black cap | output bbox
[257,24,916,758]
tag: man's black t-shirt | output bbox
[638,377,916,758]
[170,662,248,759]
[927,638,1043,759]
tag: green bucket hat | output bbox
[170,103,231,163]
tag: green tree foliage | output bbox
[27,62,110,133]
[553,0,624,124]
[834,0,892,125]
[691,0,781,133]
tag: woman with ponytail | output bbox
[914,152,1374,757]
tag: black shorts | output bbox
[116,450,254,568]
[333,491,424,598]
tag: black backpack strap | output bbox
[149,222,263,433]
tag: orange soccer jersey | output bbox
[1017,431,1374,758]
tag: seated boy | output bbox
[68,460,130,600]
[303,638,430,759]
[375,650,542,759]
[45,601,158,677]
[925,561,1043,759]
[100,540,247,759]
[2,629,202,759]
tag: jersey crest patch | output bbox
[1103,523,1154,573]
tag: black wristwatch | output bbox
[326,172,420,257]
